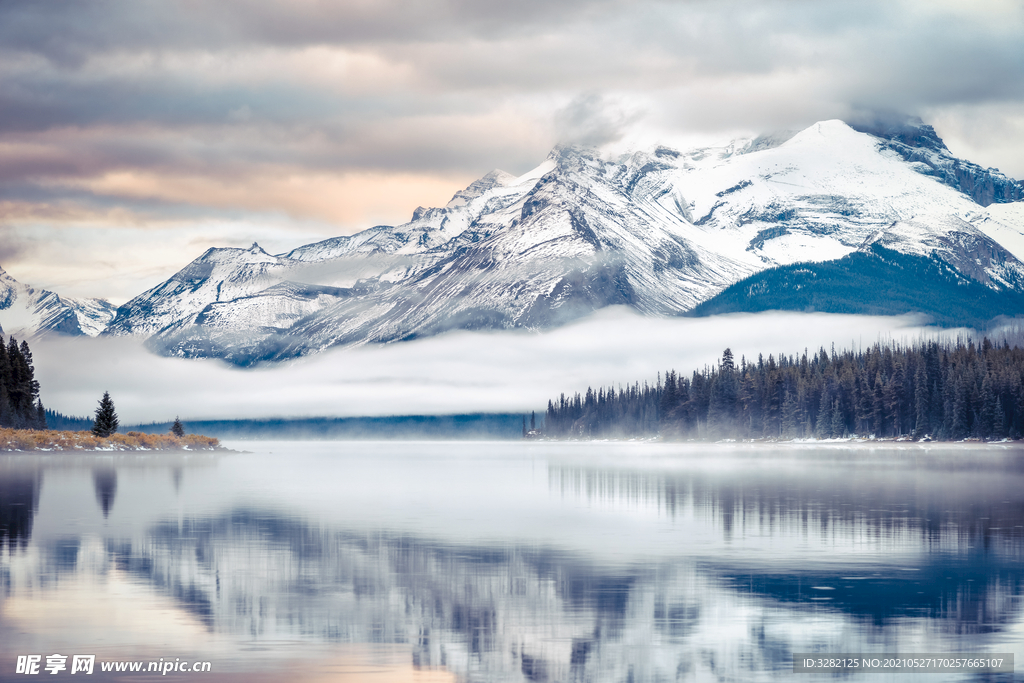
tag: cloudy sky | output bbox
[2,0,1024,303]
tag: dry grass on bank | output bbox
[0,428,220,452]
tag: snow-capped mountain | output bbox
[847,116,1024,206]
[102,118,1024,364]
[0,267,117,338]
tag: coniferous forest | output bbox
[0,336,45,430]
[545,338,1024,441]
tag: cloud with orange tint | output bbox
[73,169,474,227]
[1,0,1023,302]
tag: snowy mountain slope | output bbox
[664,120,1024,294]
[104,243,292,337]
[63,297,119,336]
[0,267,117,338]
[150,146,763,362]
[848,116,1024,206]
[971,202,1024,265]
[100,118,1024,364]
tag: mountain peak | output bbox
[842,111,1023,205]
[740,130,798,155]
[196,242,280,265]
[847,112,949,153]
[548,143,599,161]
[445,169,517,209]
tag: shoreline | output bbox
[531,435,1024,447]
[0,427,222,452]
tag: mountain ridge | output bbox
[0,267,116,338]
[24,117,1024,363]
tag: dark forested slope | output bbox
[689,245,1024,327]
[546,339,1024,441]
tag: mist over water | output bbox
[31,309,950,424]
[1,441,1023,682]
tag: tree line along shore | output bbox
[544,338,1024,442]
[0,335,219,452]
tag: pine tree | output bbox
[19,340,39,412]
[980,374,997,439]
[814,388,832,438]
[994,397,1006,439]
[7,338,25,426]
[92,391,119,438]
[914,364,929,436]
[830,399,845,438]
[707,349,738,437]
[951,376,969,439]
[35,399,47,430]
[0,340,9,428]
[171,416,185,438]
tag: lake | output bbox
[2,441,1023,682]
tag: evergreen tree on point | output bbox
[171,416,185,438]
[92,391,119,438]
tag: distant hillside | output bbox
[44,409,93,432]
[688,245,1024,327]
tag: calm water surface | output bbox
[2,441,1024,682]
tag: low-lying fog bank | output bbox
[32,309,971,424]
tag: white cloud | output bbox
[33,309,955,424]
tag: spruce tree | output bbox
[914,365,929,436]
[0,340,9,428]
[171,416,185,437]
[814,385,832,438]
[830,399,845,438]
[994,397,1006,439]
[92,391,119,437]
[707,349,738,437]
[980,374,997,438]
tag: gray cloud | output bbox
[0,0,623,66]
[555,93,643,147]
[3,1,1023,155]
[2,0,1024,301]
[0,227,31,267]
[4,2,1021,120]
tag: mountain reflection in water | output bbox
[1,443,1023,682]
